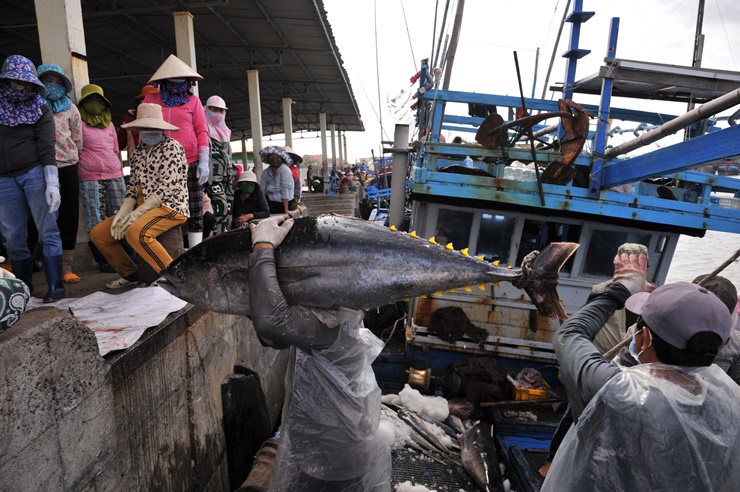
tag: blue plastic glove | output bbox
[197,146,210,186]
[43,165,61,213]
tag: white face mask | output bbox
[139,130,165,146]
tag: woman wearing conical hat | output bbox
[143,54,209,247]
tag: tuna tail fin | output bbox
[521,242,579,320]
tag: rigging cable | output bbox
[400,0,417,70]
[374,0,386,149]
[430,0,440,63]
[640,0,686,47]
[714,0,737,70]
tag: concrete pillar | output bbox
[319,112,328,178]
[389,124,410,229]
[173,11,198,96]
[34,0,89,102]
[343,133,348,165]
[241,137,249,172]
[337,130,344,168]
[247,70,264,182]
[282,97,293,149]
[330,124,337,174]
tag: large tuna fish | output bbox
[460,422,504,492]
[158,215,577,317]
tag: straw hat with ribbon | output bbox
[148,54,203,83]
[121,103,179,131]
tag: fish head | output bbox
[158,231,253,316]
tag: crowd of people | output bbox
[0,53,307,308]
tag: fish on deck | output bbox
[158,215,577,318]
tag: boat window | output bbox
[516,220,581,273]
[583,230,650,277]
[435,209,473,249]
[477,213,516,263]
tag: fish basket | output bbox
[512,382,550,401]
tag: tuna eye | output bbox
[176,269,185,280]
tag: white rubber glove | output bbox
[250,215,294,249]
[119,194,163,234]
[197,146,210,186]
[111,197,137,240]
[613,252,648,295]
[43,165,61,213]
[0,256,16,278]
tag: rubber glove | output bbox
[250,215,294,249]
[111,197,137,240]
[612,252,648,294]
[197,146,210,186]
[114,195,162,240]
[0,256,16,278]
[43,165,61,213]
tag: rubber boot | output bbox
[88,241,115,273]
[187,231,203,248]
[62,250,80,284]
[10,258,34,294]
[42,255,65,303]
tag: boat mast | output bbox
[441,0,465,90]
[684,0,705,139]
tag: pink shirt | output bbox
[142,93,209,163]
[78,122,123,181]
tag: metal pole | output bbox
[389,124,410,229]
[684,0,706,140]
[606,87,740,157]
[540,0,571,100]
[247,69,264,182]
[441,0,465,90]
[531,47,539,99]
[343,133,348,165]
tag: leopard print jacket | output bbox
[125,137,190,217]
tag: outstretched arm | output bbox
[248,217,339,349]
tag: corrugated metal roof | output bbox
[0,0,363,139]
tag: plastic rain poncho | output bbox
[542,363,740,492]
[268,307,391,492]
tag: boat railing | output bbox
[412,89,740,234]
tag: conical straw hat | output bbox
[148,54,203,83]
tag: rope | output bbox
[400,0,417,71]
[374,0,385,149]
[715,0,738,70]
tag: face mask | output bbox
[43,83,66,101]
[206,109,225,123]
[628,325,652,364]
[240,182,256,194]
[139,130,165,146]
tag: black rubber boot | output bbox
[42,255,65,303]
[88,241,115,273]
[10,258,34,294]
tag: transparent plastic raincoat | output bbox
[249,248,391,491]
[547,281,740,491]
[542,364,740,491]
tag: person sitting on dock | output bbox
[90,104,189,289]
[246,215,391,491]
[230,170,269,229]
[543,251,740,491]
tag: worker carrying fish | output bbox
[247,215,391,491]
[543,251,740,491]
[90,103,189,288]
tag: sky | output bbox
[254,0,740,162]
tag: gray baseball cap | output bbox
[625,281,732,350]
